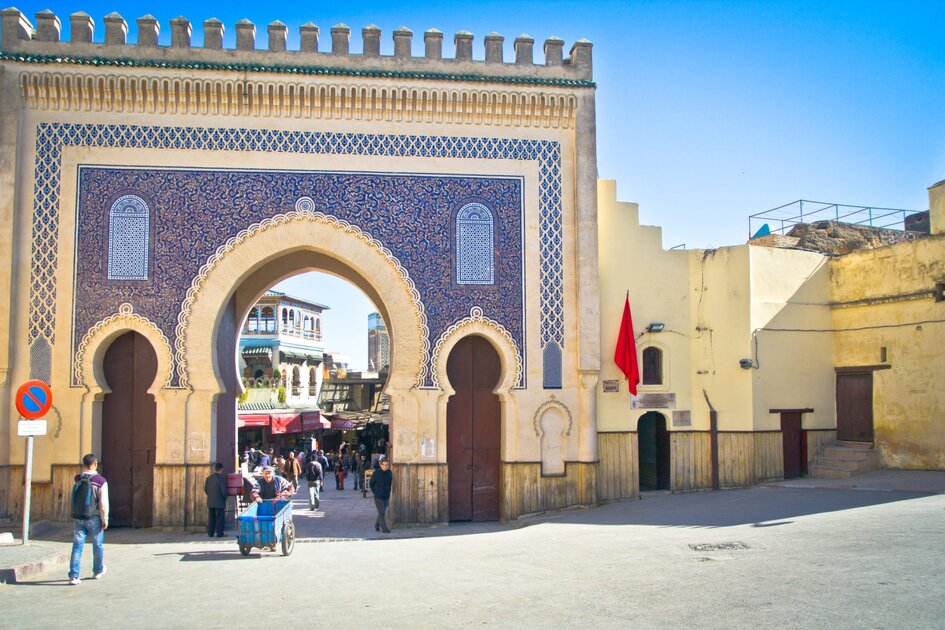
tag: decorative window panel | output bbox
[107,195,150,280]
[543,342,562,389]
[456,202,495,285]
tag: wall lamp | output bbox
[646,322,665,333]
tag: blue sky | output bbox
[20,1,944,367]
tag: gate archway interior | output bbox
[221,252,393,463]
[638,411,670,491]
[446,335,501,521]
[101,331,158,527]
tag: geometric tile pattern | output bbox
[456,202,495,285]
[107,194,150,280]
[31,123,563,387]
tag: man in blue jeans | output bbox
[68,453,109,585]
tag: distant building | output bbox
[367,312,390,372]
[239,290,328,405]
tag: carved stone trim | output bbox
[430,306,522,389]
[532,396,573,437]
[174,200,430,389]
[74,302,174,388]
[19,71,578,129]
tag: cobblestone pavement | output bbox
[3,480,944,629]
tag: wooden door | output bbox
[102,332,157,527]
[781,412,802,479]
[447,336,501,521]
[836,373,873,443]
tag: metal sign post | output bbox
[15,380,53,546]
[22,434,33,544]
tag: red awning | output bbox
[238,414,270,428]
[270,413,302,435]
[302,411,328,431]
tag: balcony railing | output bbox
[241,326,322,342]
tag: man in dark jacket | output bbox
[369,457,393,533]
[304,457,323,510]
[204,462,228,537]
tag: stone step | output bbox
[836,440,874,449]
[810,464,854,479]
[815,457,871,472]
[822,447,881,464]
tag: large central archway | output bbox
[180,205,429,465]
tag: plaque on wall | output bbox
[672,410,692,427]
[631,393,676,409]
[602,380,619,393]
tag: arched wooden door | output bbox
[102,331,157,528]
[447,335,501,521]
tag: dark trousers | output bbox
[374,498,389,531]
[207,507,225,537]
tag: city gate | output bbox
[0,9,601,527]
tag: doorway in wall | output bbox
[638,411,670,491]
[447,335,501,521]
[101,331,157,528]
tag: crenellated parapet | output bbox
[0,8,593,86]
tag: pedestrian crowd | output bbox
[65,442,394,584]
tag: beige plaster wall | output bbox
[830,235,945,469]
[748,245,835,430]
[596,180,693,432]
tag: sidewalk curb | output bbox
[0,547,69,584]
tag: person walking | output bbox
[285,452,302,488]
[334,454,347,490]
[68,453,109,585]
[369,456,393,533]
[204,462,227,538]
[355,454,367,491]
[304,456,323,510]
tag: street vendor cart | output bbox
[237,499,295,556]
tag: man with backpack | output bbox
[68,453,109,585]
[304,456,323,510]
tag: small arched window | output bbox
[282,308,288,325]
[247,307,259,332]
[642,347,663,385]
[107,194,150,280]
[455,202,495,285]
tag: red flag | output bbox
[614,294,640,395]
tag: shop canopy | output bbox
[237,410,327,432]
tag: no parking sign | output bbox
[15,379,53,420]
[15,379,52,545]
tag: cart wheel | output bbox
[238,543,252,556]
[281,520,295,556]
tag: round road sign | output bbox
[15,380,53,420]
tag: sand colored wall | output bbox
[748,246,835,430]
[830,235,945,469]
[596,180,693,432]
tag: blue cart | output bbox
[237,499,295,556]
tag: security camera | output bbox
[738,359,753,369]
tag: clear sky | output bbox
[20,1,945,367]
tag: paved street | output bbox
[3,475,945,629]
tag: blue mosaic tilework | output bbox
[30,124,563,386]
[75,168,523,388]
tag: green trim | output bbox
[0,50,595,88]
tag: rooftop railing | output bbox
[749,199,928,239]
